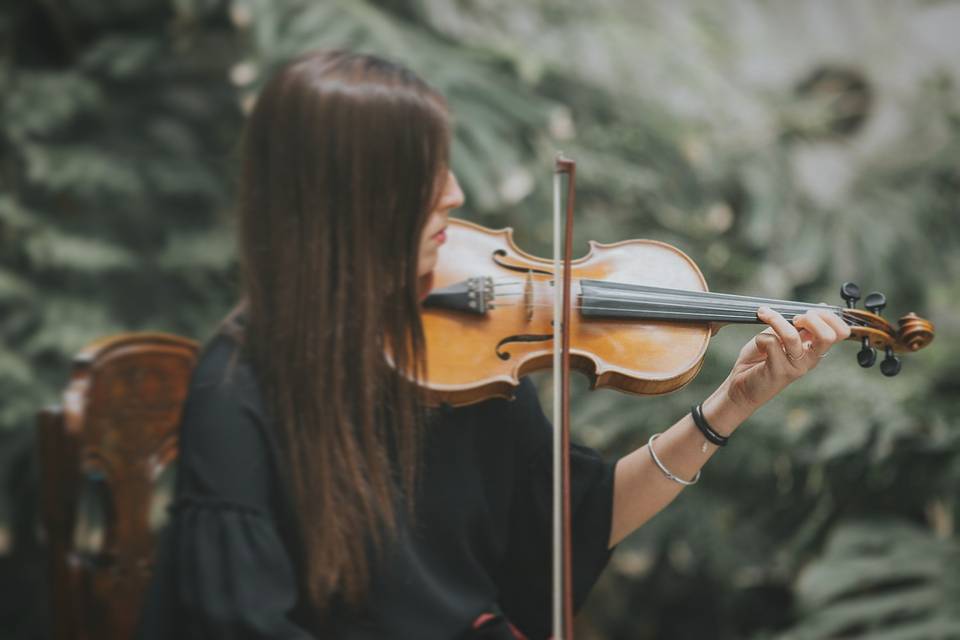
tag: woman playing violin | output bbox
[138,50,851,640]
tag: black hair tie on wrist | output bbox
[691,403,729,446]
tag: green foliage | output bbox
[0,0,241,433]
[232,0,555,213]
[777,521,960,639]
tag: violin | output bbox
[420,217,935,407]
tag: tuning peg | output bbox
[857,337,876,368]
[841,282,861,308]
[880,346,901,377]
[864,291,886,315]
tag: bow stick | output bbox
[552,154,576,639]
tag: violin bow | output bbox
[552,154,577,639]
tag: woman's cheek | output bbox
[417,244,438,277]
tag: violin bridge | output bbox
[524,270,534,322]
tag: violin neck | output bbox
[579,279,845,325]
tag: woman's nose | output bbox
[438,171,465,210]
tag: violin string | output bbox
[476,279,871,328]
[489,294,869,327]
[499,301,847,322]
[507,298,845,317]
[587,286,841,312]
[490,278,838,311]
[488,300,871,328]
[491,302,775,320]
[491,286,844,316]
[493,290,835,313]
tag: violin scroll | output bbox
[839,282,934,377]
[898,312,935,352]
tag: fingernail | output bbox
[758,306,770,316]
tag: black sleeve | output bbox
[137,342,315,639]
[496,378,617,640]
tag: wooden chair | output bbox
[37,334,198,640]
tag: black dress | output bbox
[137,330,617,640]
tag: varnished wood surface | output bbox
[421,218,712,406]
[38,333,198,640]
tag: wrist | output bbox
[701,380,755,437]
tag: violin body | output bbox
[420,218,934,408]
[422,218,713,406]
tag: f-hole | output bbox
[492,250,552,276]
[495,333,553,360]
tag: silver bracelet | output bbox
[647,433,701,486]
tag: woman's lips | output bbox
[432,228,447,244]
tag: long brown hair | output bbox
[235,50,449,613]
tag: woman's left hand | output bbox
[609,306,851,546]
[722,306,852,413]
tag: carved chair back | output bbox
[37,333,198,640]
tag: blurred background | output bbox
[2,0,959,638]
